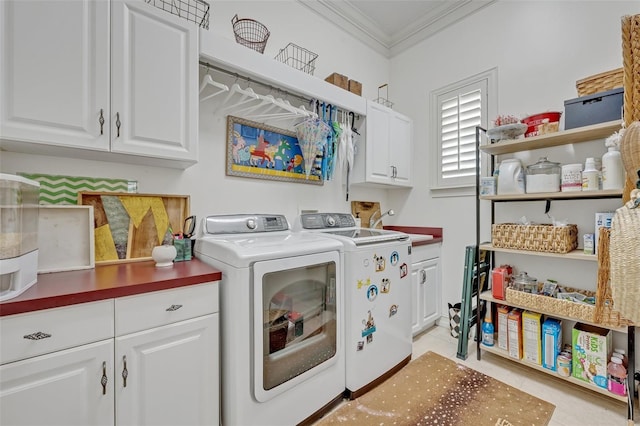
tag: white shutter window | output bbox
[431,69,495,191]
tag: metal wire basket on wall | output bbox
[274,43,318,75]
[232,14,270,54]
[145,0,210,29]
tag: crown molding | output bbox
[297,0,496,58]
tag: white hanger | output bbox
[199,74,229,102]
[233,93,277,116]
[215,84,260,113]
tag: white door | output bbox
[0,0,109,150]
[365,101,392,183]
[0,340,114,426]
[389,112,412,185]
[115,314,218,426]
[111,0,198,161]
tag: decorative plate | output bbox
[487,123,528,142]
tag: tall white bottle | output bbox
[602,146,625,190]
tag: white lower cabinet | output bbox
[0,282,219,426]
[0,340,115,426]
[411,244,442,336]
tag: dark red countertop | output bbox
[384,226,443,247]
[0,258,222,317]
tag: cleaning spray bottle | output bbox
[482,302,494,346]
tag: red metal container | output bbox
[522,112,562,137]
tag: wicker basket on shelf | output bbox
[576,68,623,96]
[505,285,596,323]
[491,223,578,254]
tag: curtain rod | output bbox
[199,61,360,120]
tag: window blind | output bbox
[440,88,481,180]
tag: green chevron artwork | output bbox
[17,173,137,205]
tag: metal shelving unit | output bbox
[474,123,636,422]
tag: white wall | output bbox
[388,0,639,361]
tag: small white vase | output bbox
[152,245,177,267]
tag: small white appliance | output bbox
[0,174,39,302]
[295,212,412,398]
[194,214,345,425]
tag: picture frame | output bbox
[226,115,323,185]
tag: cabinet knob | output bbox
[101,362,108,395]
[23,331,52,340]
[420,269,427,284]
[122,355,128,388]
[166,304,183,311]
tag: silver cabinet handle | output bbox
[23,331,52,340]
[420,269,427,284]
[166,304,183,312]
[115,112,121,137]
[99,109,105,135]
[101,362,108,395]
[122,355,128,387]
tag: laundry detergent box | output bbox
[507,309,523,359]
[522,311,543,365]
[572,323,611,388]
[497,305,510,351]
[542,318,562,371]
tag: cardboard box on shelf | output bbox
[542,318,562,371]
[325,72,348,90]
[497,305,510,351]
[507,309,523,359]
[348,79,362,96]
[572,323,611,389]
[523,311,543,365]
[594,212,614,254]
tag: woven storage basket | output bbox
[505,285,595,323]
[492,224,578,253]
[576,68,623,96]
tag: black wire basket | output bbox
[274,43,318,75]
[145,0,210,29]
[231,14,270,54]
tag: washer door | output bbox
[252,250,341,402]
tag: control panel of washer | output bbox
[300,213,356,229]
[204,214,289,234]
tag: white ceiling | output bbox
[298,0,496,58]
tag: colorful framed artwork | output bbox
[226,115,323,185]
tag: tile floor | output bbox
[408,325,638,426]
[317,325,638,425]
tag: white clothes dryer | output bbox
[194,214,345,426]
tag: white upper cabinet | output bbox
[0,0,198,168]
[111,0,198,162]
[0,0,110,151]
[352,100,413,187]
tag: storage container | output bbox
[522,112,562,137]
[576,68,623,97]
[564,88,623,130]
[492,223,578,254]
[348,79,362,96]
[324,73,348,90]
[525,157,561,193]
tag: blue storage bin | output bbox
[564,87,623,129]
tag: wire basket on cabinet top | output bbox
[275,43,318,75]
[232,14,270,53]
[145,0,210,29]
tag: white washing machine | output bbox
[194,214,345,426]
[294,213,412,399]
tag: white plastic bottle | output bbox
[582,157,600,191]
[602,146,625,190]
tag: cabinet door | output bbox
[410,260,422,335]
[421,257,440,326]
[365,101,393,183]
[0,0,109,150]
[111,0,198,162]
[0,340,114,426]
[389,112,412,185]
[115,314,219,426]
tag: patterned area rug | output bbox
[317,351,555,426]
